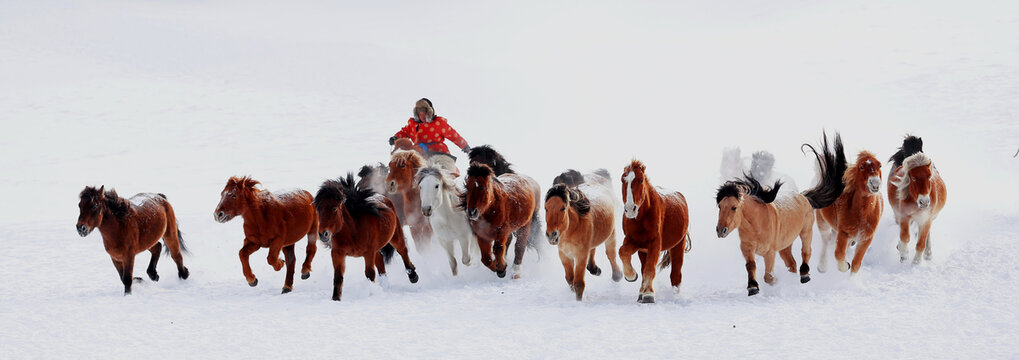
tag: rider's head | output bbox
[414,98,434,122]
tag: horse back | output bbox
[128,193,173,250]
[272,189,317,244]
[581,183,616,244]
[497,173,540,226]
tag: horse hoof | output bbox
[512,274,521,280]
[248,278,258,287]
[496,270,507,278]
[838,262,850,272]
[638,294,655,304]
[611,271,622,282]
[332,296,341,302]
[301,272,310,280]
[148,272,160,282]
[748,287,760,296]
[800,275,811,284]
[899,256,907,263]
[850,241,857,247]
[624,274,638,282]
[408,270,419,284]
[281,287,292,294]
[589,266,602,276]
[179,267,190,280]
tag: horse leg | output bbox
[618,240,638,282]
[239,241,260,286]
[459,231,474,266]
[778,246,797,273]
[605,228,622,282]
[586,249,601,276]
[638,244,660,303]
[816,216,834,273]
[491,231,510,278]
[914,222,933,265]
[440,237,458,276]
[477,236,494,271]
[834,230,852,272]
[280,245,296,293]
[389,228,419,283]
[763,252,778,285]
[301,231,317,280]
[163,225,189,280]
[266,241,285,271]
[330,249,347,301]
[364,251,377,282]
[120,254,136,295]
[669,245,685,292]
[558,250,575,292]
[511,226,530,279]
[896,217,911,262]
[374,251,387,276]
[924,231,934,261]
[146,242,162,281]
[573,253,589,301]
[741,244,759,296]
[798,227,813,283]
[851,234,874,274]
[111,258,125,283]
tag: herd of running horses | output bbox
[75,133,947,303]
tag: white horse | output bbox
[416,165,477,275]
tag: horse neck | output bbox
[562,206,584,236]
[438,186,461,215]
[638,181,661,214]
[337,207,358,235]
[737,198,773,238]
[97,207,125,236]
[240,192,270,224]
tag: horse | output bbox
[811,140,884,274]
[416,165,476,276]
[76,186,189,295]
[715,138,842,296]
[545,169,621,301]
[468,145,515,176]
[619,160,692,303]
[358,163,407,223]
[314,174,419,301]
[461,163,542,278]
[887,135,947,264]
[386,150,434,249]
[214,176,318,293]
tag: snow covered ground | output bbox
[2,0,1018,358]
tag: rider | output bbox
[389,98,471,157]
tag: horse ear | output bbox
[98,185,105,196]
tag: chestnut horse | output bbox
[620,160,691,303]
[214,176,318,293]
[545,169,621,301]
[77,186,189,295]
[715,141,842,295]
[386,150,434,249]
[461,163,542,278]
[314,174,419,301]
[887,135,947,264]
[813,144,884,274]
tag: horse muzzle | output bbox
[623,208,638,219]
[868,176,882,194]
[547,231,560,245]
[319,230,332,242]
[76,224,92,237]
[214,211,230,223]
[386,181,399,194]
[422,206,433,217]
[917,195,931,209]
[467,208,480,221]
[717,226,730,238]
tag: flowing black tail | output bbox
[801,132,846,209]
[889,135,923,168]
[380,244,396,264]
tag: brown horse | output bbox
[545,169,621,301]
[815,148,884,274]
[887,135,947,264]
[461,163,542,278]
[358,163,407,223]
[314,174,419,301]
[619,160,691,303]
[214,176,318,294]
[76,186,189,295]
[386,150,434,249]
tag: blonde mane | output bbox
[892,152,932,200]
[391,149,424,169]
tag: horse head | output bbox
[387,150,425,194]
[622,160,650,219]
[463,163,497,221]
[848,151,882,194]
[77,185,107,237]
[215,176,260,223]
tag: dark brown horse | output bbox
[386,150,434,249]
[461,163,542,278]
[214,176,318,293]
[77,186,189,295]
[620,160,690,303]
[315,174,419,301]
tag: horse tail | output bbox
[381,243,396,264]
[160,194,189,256]
[684,233,692,253]
[658,250,671,270]
[526,204,544,253]
[801,132,846,209]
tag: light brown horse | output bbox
[214,176,318,293]
[715,139,843,296]
[815,150,884,274]
[545,169,621,301]
[314,174,418,301]
[77,186,189,295]
[887,135,947,264]
[461,163,542,278]
[620,160,690,303]
[386,150,434,249]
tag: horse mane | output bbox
[357,164,374,178]
[415,165,456,192]
[545,183,592,216]
[624,159,646,178]
[717,174,783,204]
[889,135,923,169]
[468,145,514,175]
[315,173,381,217]
[801,132,847,208]
[459,163,496,210]
[79,186,131,219]
[229,176,262,197]
[552,169,585,187]
[843,151,879,192]
[892,152,932,200]
[391,150,424,169]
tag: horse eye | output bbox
[231,195,237,199]
[731,206,737,211]
[561,206,566,211]
[435,185,439,189]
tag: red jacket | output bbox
[393,116,468,155]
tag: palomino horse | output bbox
[417,165,476,276]
[386,150,434,248]
[545,169,621,301]
[887,135,947,264]
[214,176,318,293]
[77,186,189,294]
[810,135,884,274]
[620,160,691,303]
[314,174,419,301]
[715,143,843,295]
[461,163,542,278]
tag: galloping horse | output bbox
[715,142,842,295]
[417,164,476,276]
[214,176,318,293]
[77,186,189,295]
[461,163,542,278]
[619,160,691,303]
[545,169,621,300]
[314,174,419,301]
[887,135,947,264]
[386,150,434,248]
[809,134,884,273]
